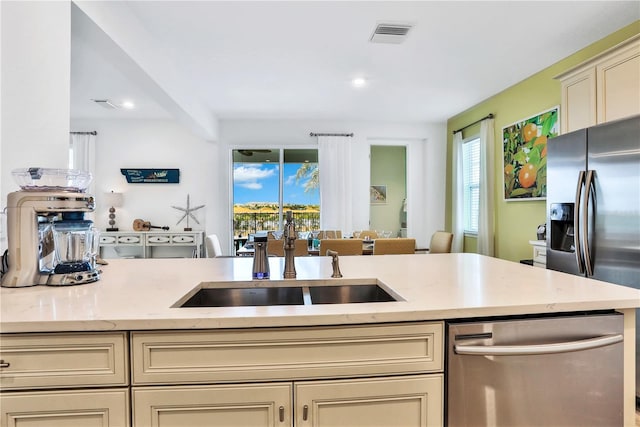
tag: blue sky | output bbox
[233,163,319,205]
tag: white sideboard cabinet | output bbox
[556,35,640,133]
[99,230,204,259]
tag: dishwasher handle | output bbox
[454,333,622,356]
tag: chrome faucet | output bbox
[283,211,296,278]
[327,250,343,278]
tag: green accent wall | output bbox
[370,145,407,236]
[446,21,640,262]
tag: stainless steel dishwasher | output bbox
[447,312,624,426]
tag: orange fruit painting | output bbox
[502,107,558,199]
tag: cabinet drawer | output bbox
[131,322,443,385]
[1,388,129,427]
[147,235,171,244]
[118,235,142,244]
[172,234,196,244]
[0,332,129,390]
[99,235,117,244]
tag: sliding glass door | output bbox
[232,149,319,246]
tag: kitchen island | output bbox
[1,253,638,426]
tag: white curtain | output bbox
[318,136,352,233]
[478,119,495,256]
[451,131,464,253]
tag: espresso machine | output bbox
[1,168,100,287]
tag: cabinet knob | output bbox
[0,359,10,368]
[279,406,285,422]
[302,404,309,421]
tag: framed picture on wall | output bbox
[370,185,387,204]
[502,106,559,201]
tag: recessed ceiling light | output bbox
[352,77,367,88]
[121,100,135,109]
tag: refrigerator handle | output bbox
[583,170,595,277]
[574,170,586,274]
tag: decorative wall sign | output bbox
[370,185,387,204]
[121,168,180,184]
[502,106,559,201]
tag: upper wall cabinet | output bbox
[556,35,640,133]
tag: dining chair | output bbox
[205,234,223,257]
[319,239,363,256]
[359,230,378,240]
[319,230,342,239]
[429,231,453,254]
[267,239,308,257]
[373,238,416,255]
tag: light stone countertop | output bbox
[1,253,639,333]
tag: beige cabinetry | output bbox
[1,389,129,427]
[557,35,640,133]
[294,374,443,427]
[131,322,444,426]
[529,240,547,268]
[133,383,292,426]
[0,332,130,426]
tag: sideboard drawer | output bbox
[0,332,129,390]
[147,235,171,244]
[172,234,196,244]
[100,235,117,244]
[131,322,443,385]
[118,235,142,244]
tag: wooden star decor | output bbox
[171,194,204,231]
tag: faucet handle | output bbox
[326,250,342,278]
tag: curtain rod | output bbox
[70,131,97,135]
[452,113,494,135]
[309,132,354,137]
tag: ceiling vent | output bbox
[92,99,119,109]
[370,23,413,44]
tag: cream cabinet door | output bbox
[0,388,129,427]
[295,374,443,427]
[133,383,293,427]
[596,40,640,123]
[560,68,596,133]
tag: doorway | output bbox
[369,145,407,237]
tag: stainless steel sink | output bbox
[308,284,395,304]
[174,279,402,308]
[180,286,304,307]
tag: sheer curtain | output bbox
[318,136,352,233]
[451,131,464,253]
[478,118,495,256]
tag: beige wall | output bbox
[446,21,640,262]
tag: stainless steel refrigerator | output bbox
[546,114,640,400]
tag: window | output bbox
[232,148,319,240]
[462,137,480,234]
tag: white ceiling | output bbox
[70,1,640,130]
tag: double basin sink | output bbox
[174,278,401,308]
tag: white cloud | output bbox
[234,165,275,191]
[234,165,275,182]
[240,182,262,190]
